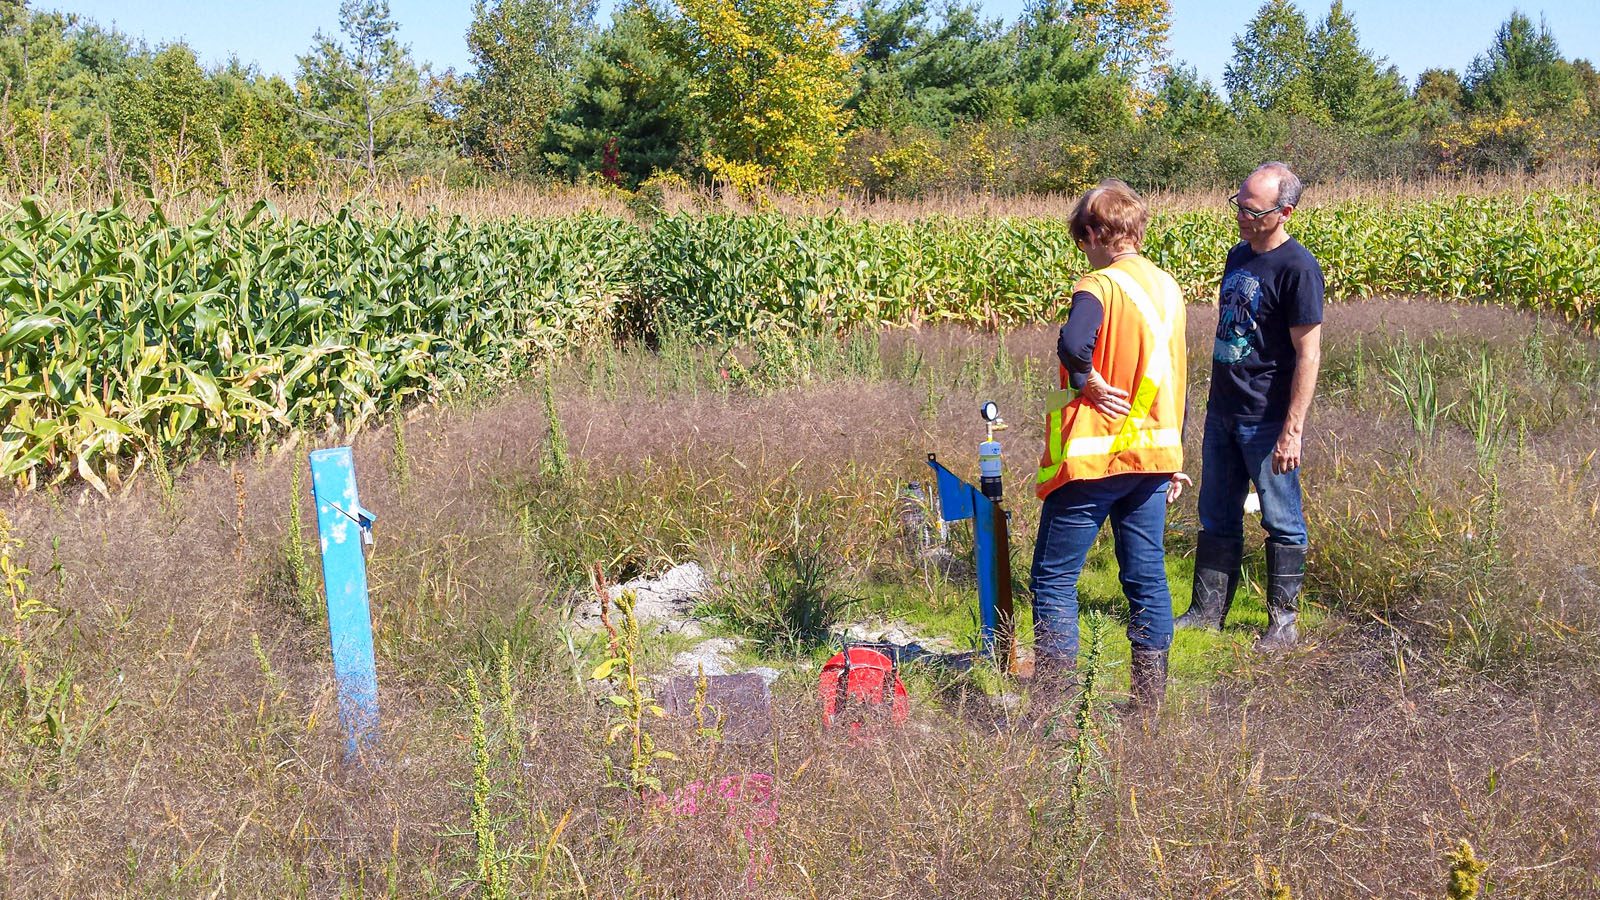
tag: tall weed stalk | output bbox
[0,511,55,739]
[592,569,674,795]
[541,372,571,480]
[285,456,319,619]
[465,667,511,900]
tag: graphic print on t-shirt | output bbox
[1214,268,1263,364]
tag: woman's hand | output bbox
[1166,473,1192,505]
[1082,369,1132,418]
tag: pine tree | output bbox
[1307,1,1415,137]
[1148,63,1228,135]
[847,0,928,129]
[1012,0,1128,132]
[1414,67,1464,129]
[295,0,434,178]
[540,5,690,186]
[1464,12,1580,117]
[895,3,1015,131]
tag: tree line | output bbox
[1,0,1596,200]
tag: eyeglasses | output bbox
[1228,193,1284,220]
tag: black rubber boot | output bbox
[1256,542,1307,652]
[1126,647,1168,714]
[1175,531,1243,630]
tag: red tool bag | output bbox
[818,645,909,731]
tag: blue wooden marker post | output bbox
[308,447,381,764]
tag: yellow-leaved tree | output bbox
[649,0,856,193]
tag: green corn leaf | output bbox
[0,315,64,352]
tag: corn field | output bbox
[3,191,1597,490]
[0,199,637,491]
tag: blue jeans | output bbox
[1029,473,1175,664]
[1197,413,1308,546]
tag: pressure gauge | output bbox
[979,400,1000,423]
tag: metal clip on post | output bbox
[328,500,377,547]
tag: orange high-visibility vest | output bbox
[1036,256,1187,499]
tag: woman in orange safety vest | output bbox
[1030,179,1191,715]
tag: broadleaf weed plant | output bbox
[464,666,512,900]
[391,408,412,496]
[691,665,726,745]
[1063,613,1109,835]
[591,567,674,795]
[920,368,942,424]
[541,370,572,481]
[1449,473,1530,675]
[232,464,248,570]
[1446,838,1490,899]
[844,328,884,380]
[451,640,573,898]
[991,329,1020,386]
[1048,611,1111,886]
[147,436,177,513]
[1258,860,1293,900]
[0,511,117,773]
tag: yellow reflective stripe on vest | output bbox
[1099,267,1176,395]
[1099,268,1178,452]
[1046,405,1064,472]
[1111,375,1162,453]
[1063,427,1184,459]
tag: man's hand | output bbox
[1276,323,1320,476]
[1166,472,1192,504]
[1272,429,1302,474]
[1082,369,1131,418]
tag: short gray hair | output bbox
[1256,161,1303,208]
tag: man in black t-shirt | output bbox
[1175,162,1323,651]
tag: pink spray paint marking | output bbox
[653,772,778,887]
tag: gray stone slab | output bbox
[659,673,773,744]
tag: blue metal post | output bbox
[308,447,380,764]
[972,489,1000,653]
[928,454,1012,663]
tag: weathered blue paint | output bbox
[309,447,380,763]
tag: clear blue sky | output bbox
[34,0,1600,90]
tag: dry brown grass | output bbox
[4,164,1596,224]
[2,299,1598,897]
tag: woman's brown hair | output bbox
[1068,179,1149,249]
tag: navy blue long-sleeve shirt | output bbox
[1057,290,1101,390]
